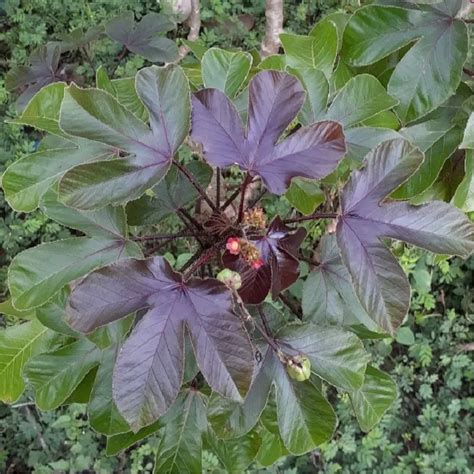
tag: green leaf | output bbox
[344,127,401,163]
[393,119,464,199]
[325,74,398,128]
[36,289,80,337]
[280,19,338,77]
[2,138,116,212]
[460,112,474,149]
[255,427,289,467]
[205,429,262,474]
[201,48,252,98]
[258,54,286,71]
[285,177,325,215]
[40,187,129,239]
[110,77,148,121]
[8,82,66,136]
[64,366,98,404]
[275,367,336,455]
[349,365,397,432]
[342,5,468,123]
[396,327,415,346]
[88,345,130,435]
[452,150,474,212]
[154,390,207,474]
[302,235,382,333]
[96,65,116,96]
[24,338,102,410]
[106,420,161,456]
[287,67,329,125]
[126,160,212,226]
[277,323,368,391]
[182,40,208,60]
[0,299,36,320]
[8,237,141,310]
[59,66,190,209]
[0,320,56,403]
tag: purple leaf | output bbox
[105,12,178,63]
[337,139,474,333]
[191,70,346,194]
[66,257,254,430]
[5,44,61,111]
[223,217,306,304]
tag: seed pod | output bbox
[217,269,242,291]
[286,355,311,382]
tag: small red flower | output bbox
[226,237,241,255]
[251,258,264,270]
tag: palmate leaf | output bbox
[0,320,57,403]
[201,47,253,99]
[302,235,383,333]
[208,308,365,453]
[65,257,254,431]
[336,139,474,334]
[154,390,208,474]
[349,365,397,432]
[2,83,119,212]
[342,2,468,123]
[223,217,306,304]
[8,191,141,310]
[191,70,346,195]
[105,11,178,63]
[58,65,190,209]
[5,43,61,110]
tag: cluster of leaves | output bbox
[1,1,474,472]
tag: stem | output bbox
[182,244,221,280]
[177,0,201,60]
[237,172,252,223]
[248,188,267,208]
[463,67,474,78]
[284,212,338,224]
[111,46,127,75]
[261,0,284,57]
[173,159,219,212]
[178,208,205,232]
[216,167,221,207]
[220,186,242,211]
[132,231,196,242]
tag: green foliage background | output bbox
[0,0,472,472]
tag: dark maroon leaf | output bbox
[66,257,254,430]
[105,11,178,63]
[191,70,346,195]
[336,138,474,334]
[223,217,306,304]
[5,43,61,110]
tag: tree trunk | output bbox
[178,0,201,59]
[261,0,284,57]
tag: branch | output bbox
[173,159,219,212]
[284,212,338,224]
[177,0,201,60]
[132,231,196,242]
[237,172,253,223]
[261,0,284,57]
[463,67,474,78]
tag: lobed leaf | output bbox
[59,65,190,209]
[105,11,178,62]
[336,138,474,333]
[191,70,346,195]
[66,257,254,430]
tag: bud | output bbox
[226,237,241,255]
[243,207,266,229]
[251,258,264,270]
[286,355,311,382]
[217,269,242,291]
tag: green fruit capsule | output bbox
[286,355,311,382]
[216,269,242,291]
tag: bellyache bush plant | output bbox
[1,1,474,471]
